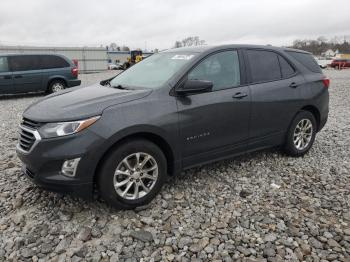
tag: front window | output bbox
[188,51,241,91]
[110,52,198,89]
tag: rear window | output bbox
[0,57,9,72]
[40,55,70,69]
[9,55,40,71]
[286,51,321,73]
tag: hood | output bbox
[23,83,152,122]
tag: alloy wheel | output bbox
[52,83,65,92]
[113,152,158,200]
[293,119,313,150]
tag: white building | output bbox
[322,49,336,58]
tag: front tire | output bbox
[97,139,167,209]
[284,111,317,157]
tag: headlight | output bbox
[39,116,100,138]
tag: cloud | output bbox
[0,0,349,50]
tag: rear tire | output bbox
[97,139,167,209]
[48,80,66,94]
[284,110,317,157]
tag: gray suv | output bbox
[16,45,329,209]
[0,54,81,95]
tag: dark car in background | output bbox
[0,54,81,95]
[16,45,329,209]
[330,59,350,69]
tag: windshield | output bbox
[110,52,198,89]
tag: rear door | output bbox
[40,55,72,88]
[9,55,43,93]
[245,49,304,148]
[176,50,250,166]
[0,56,14,94]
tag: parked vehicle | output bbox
[122,50,143,70]
[330,59,350,69]
[108,62,123,70]
[0,54,80,95]
[16,45,329,209]
[314,57,329,69]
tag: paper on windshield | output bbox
[171,54,195,60]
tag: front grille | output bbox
[18,118,42,153]
[18,128,36,152]
[22,118,42,129]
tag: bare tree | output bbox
[174,41,182,48]
[182,36,205,47]
[173,36,206,48]
[109,42,118,51]
[121,46,130,51]
[290,36,350,55]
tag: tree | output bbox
[173,36,206,48]
[182,36,205,47]
[174,41,182,48]
[121,46,130,51]
[109,42,118,51]
[290,35,350,56]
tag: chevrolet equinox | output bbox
[16,45,329,209]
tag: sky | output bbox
[0,0,349,51]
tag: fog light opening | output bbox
[61,158,81,177]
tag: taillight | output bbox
[71,67,78,78]
[322,78,330,88]
[72,59,78,67]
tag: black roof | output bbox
[163,44,311,54]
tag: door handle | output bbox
[289,82,298,88]
[3,75,12,79]
[14,75,23,79]
[232,92,248,99]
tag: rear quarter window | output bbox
[286,51,321,73]
[40,55,70,69]
[278,55,295,78]
[0,57,9,72]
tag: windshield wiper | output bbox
[112,84,130,90]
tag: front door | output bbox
[176,50,250,167]
[0,56,14,94]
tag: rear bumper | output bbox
[67,79,81,88]
[319,113,328,131]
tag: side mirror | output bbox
[176,79,213,96]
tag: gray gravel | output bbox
[0,69,349,261]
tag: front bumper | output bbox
[16,129,106,199]
[67,79,81,88]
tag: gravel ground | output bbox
[0,69,349,262]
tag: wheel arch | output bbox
[300,105,321,131]
[93,131,176,184]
